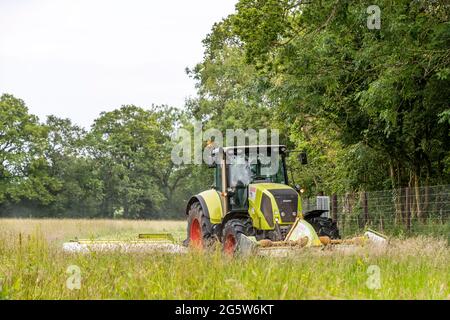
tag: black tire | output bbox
[184,202,213,248]
[306,216,340,239]
[222,218,254,255]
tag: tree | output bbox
[89,105,188,218]
[44,116,103,217]
[0,94,58,215]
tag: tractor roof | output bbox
[222,145,287,152]
[210,145,287,157]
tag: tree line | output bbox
[0,95,209,218]
[1,0,449,219]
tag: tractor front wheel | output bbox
[222,218,254,255]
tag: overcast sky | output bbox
[0,0,237,128]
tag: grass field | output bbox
[0,219,449,300]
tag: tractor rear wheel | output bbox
[222,218,254,255]
[185,202,213,248]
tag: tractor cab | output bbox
[210,145,289,213]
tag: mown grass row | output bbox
[0,219,449,299]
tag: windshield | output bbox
[228,153,286,188]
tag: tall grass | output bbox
[0,219,449,299]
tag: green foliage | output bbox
[44,116,103,217]
[195,0,450,196]
[89,105,166,218]
[0,94,57,207]
[187,45,274,131]
[0,97,194,219]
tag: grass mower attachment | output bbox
[62,233,186,253]
[236,216,388,257]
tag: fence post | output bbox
[342,193,348,236]
[405,187,411,232]
[332,194,338,221]
[363,191,369,227]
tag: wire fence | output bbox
[302,185,450,239]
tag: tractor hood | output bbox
[248,183,302,230]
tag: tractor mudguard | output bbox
[186,190,223,224]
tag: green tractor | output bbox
[184,145,340,254]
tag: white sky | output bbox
[0,0,237,128]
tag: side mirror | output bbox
[206,151,217,168]
[298,151,308,165]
